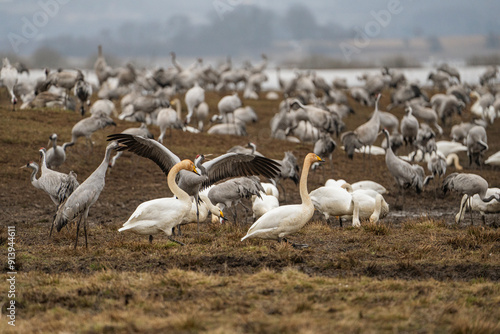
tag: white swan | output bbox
[436,140,467,157]
[261,182,279,199]
[460,188,500,225]
[324,178,347,188]
[118,159,198,244]
[351,180,387,194]
[485,150,500,167]
[354,145,386,156]
[241,153,323,248]
[252,193,280,220]
[180,192,224,227]
[310,183,388,227]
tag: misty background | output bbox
[1,0,499,69]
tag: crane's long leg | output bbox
[456,195,468,224]
[74,214,83,249]
[169,236,185,246]
[83,207,90,248]
[195,194,200,235]
[468,196,474,225]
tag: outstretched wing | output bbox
[107,133,180,177]
[201,153,281,188]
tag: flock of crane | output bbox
[3,46,500,249]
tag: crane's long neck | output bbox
[168,165,191,203]
[383,131,395,159]
[29,163,39,184]
[93,145,114,179]
[299,158,313,208]
[40,150,49,173]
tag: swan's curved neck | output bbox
[299,158,313,207]
[199,193,220,216]
[174,101,182,119]
[168,164,191,203]
[370,195,383,222]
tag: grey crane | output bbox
[73,74,93,116]
[289,99,338,136]
[46,133,72,169]
[272,151,300,203]
[106,133,280,232]
[350,87,371,106]
[207,121,247,136]
[313,133,336,180]
[400,106,419,148]
[53,142,119,248]
[44,69,83,104]
[109,123,154,168]
[94,45,117,85]
[354,93,382,159]
[382,129,432,207]
[341,131,364,160]
[22,148,79,207]
[208,176,264,224]
[479,66,498,85]
[466,125,488,168]
[227,142,263,156]
[443,173,500,224]
[408,100,443,136]
[22,148,79,234]
[131,94,170,115]
[427,150,447,196]
[430,93,465,125]
[446,85,470,104]
[437,63,461,83]
[388,83,427,110]
[216,93,242,123]
[451,122,475,144]
[65,114,116,151]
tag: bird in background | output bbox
[52,142,119,248]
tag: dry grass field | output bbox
[0,87,500,333]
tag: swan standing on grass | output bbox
[241,153,324,248]
[310,183,388,227]
[118,159,199,245]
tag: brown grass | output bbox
[1,86,500,333]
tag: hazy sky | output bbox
[2,0,499,38]
[1,0,499,59]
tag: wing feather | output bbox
[201,153,280,188]
[107,133,180,177]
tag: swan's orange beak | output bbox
[192,166,199,175]
[219,210,224,218]
[316,155,324,162]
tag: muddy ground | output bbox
[1,87,499,283]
